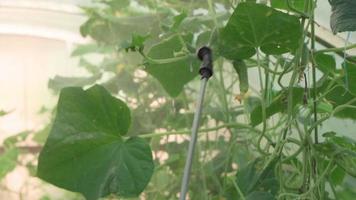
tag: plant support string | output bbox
[179,47,213,200]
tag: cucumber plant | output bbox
[35,0,356,199]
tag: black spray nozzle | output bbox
[197,46,213,79]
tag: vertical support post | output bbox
[179,47,213,200]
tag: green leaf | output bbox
[3,131,29,149]
[71,43,115,57]
[271,0,311,13]
[324,84,356,120]
[343,59,356,96]
[236,158,279,196]
[233,60,249,94]
[101,0,130,10]
[48,74,102,92]
[329,0,356,33]
[250,87,304,126]
[316,101,333,113]
[122,33,150,52]
[80,14,158,44]
[219,2,302,60]
[246,191,275,200]
[37,85,154,200]
[0,109,9,117]
[171,12,188,31]
[316,135,356,177]
[145,35,199,97]
[314,53,336,75]
[0,148,19,180]
[330,165,346,185]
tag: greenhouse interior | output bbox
[1,0,356,199]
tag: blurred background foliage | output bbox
[1,0,356,199]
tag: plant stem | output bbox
[230,177,246,200]
[315,43,356,53]
[310,5,318,144]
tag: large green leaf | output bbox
[0,148,19,180]
[145,35,199,97]
[219,2,302,60]
[37,85,154,200]
[329,0,356,33]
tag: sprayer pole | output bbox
[179,47,213,200]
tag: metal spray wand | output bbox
[179,46,213,200]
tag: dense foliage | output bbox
[1,0,356,199]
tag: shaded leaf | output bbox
[250,87,304,126]
[316,134,356,177]
[145,35,199,97]
[343,59,356,96]
[246,191,275,200]
[329,0,356,33]
[37,85,154,200]
[219,2,302,60]
[314,53,336,75]
[325,85,356,119]
[236,158,279,196]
